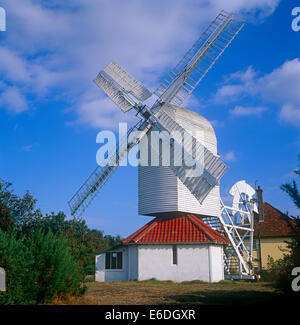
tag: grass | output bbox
[53,279,290,305]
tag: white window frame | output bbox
[105,251,123,270]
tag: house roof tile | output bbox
[254,202,298,238]
[122,214,229,244]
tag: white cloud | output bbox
[0,86,28,113]
[230,105,268,117]
[21,145,33,152]
[281,170,298,180]
[260,59,300,105]
[214,66,258,102]
[222,151,237,162]
[0,0,280,127]
[74,96,136,130]
[209,0,279,21]
[0,46,31,83]
[214,58,300,126]
[210,120,225,128]
[279,104,300,126]
[184,94,205,110]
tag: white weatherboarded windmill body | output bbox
[69,10,260,281]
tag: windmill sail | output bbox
[104,61,152,102]
[68,119,151,217]
[94,61,152,113]
[149,105,228,203]
[94,71,136,113]
[154,10,245,107]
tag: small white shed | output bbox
[95,215,229,283]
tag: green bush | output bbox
[259,256,281,282]
[0,179,122,304]
[0,229,85,304]
[262,233,300,296]
[275,235,300,295]
[25,230,86,303]
[0,230,36,304]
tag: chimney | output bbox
[256,186,264,222]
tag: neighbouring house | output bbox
[95,214,229,283]
[253,202,298,271]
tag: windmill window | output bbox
[172,245,178,265]
[105,252,123,269]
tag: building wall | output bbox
[253,237,292,269]
[208,245,225,282]
[95,244,224,282]
[95,247,128,282]
[127,245,138,280]
[137,244,224,282]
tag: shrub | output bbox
[275,234,300,295]
[0,229,85,304]
[0,230,36,305]
[0,179,121,304]
[25,230,86,303]
[263,232,300,296]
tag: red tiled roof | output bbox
[122,214,229,244]
[254,202,299,238]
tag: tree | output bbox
[0,179,42,235]
[273,154,300,295]
[25,230,85,303]
[0,230,36,305]
[0,229,85,304]
[0,178,122,277]
[36,212,119,274]
[0,184,14,232]
[281,154,300,211]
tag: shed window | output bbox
[105,252,123,269]
[172,245,178,265]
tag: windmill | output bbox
[69,10,256,279]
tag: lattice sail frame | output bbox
[154,10,245,106]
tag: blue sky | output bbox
[0,0,299,237]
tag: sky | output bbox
[0,0,299,237]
